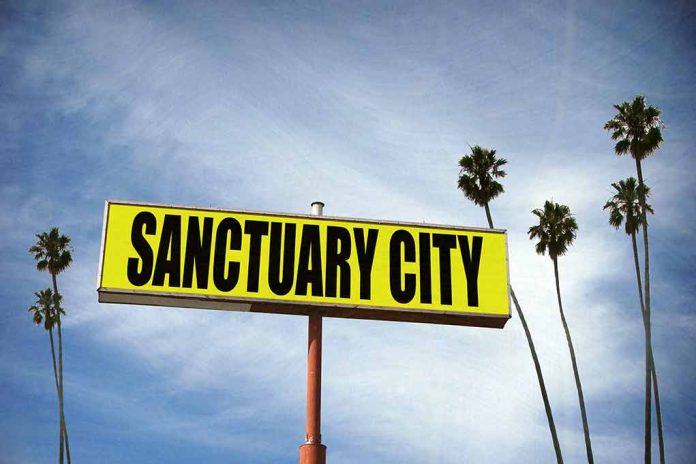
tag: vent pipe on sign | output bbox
[311,201,324,217]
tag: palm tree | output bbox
[605,96,665,464]
[459,146,563,463]
[604,178,664,463]
[29,228,73,464]
[528,200,593,463]
[28,289,65,418]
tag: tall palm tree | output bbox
[604,178,664,463]
[459,146,563,463]
[29,228,73,464]
[457,145,507,228]
[605,96,665,464]
[28,289,65,415]
[528,201,593,463]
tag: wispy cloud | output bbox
[2,0,695,462]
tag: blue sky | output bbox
[1,0,695,462]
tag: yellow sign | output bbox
[98,201,510,328]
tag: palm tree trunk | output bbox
[653,365,665,464]
[48,329,62,464]
[49,334,72,464]
[635,159,654,464]
[51,274,71,464]
[631,232,664,464]
[61,416,71,464]
[486,205,563,463]
[511,289,564,463]
[484,203,494,231]
[553,258,594,463]
[48,329,60,395]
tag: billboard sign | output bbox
[98,201,510,328]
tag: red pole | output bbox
[300,201,327,464]
[299,313,326,464]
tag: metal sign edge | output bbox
[97,287,510,328]
[103,199,508,235]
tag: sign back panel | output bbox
[98,201,510,328]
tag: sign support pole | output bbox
[299,201,327,464]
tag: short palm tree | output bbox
[28,289,65,409]
[604,179,653,311]
[459,146,563,463]
[29,227,73,464]
[528,200,593,463]
[604,178,664,463]
[605,96,665,464]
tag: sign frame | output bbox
[97,200,511,328]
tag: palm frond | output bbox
[457,145,507,208]
[605,96,664,161]
[29,227,73,276]
[528,200,578,260]
[604,177,653,235]
[27,288,58,331]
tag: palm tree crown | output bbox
[29,227,73,275]
[28,289,63,331]
[604,178,654,236]
[528,201,578,260]
[457,145,507,207]
[604,95,665,161]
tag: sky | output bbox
[1,0,695,462]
